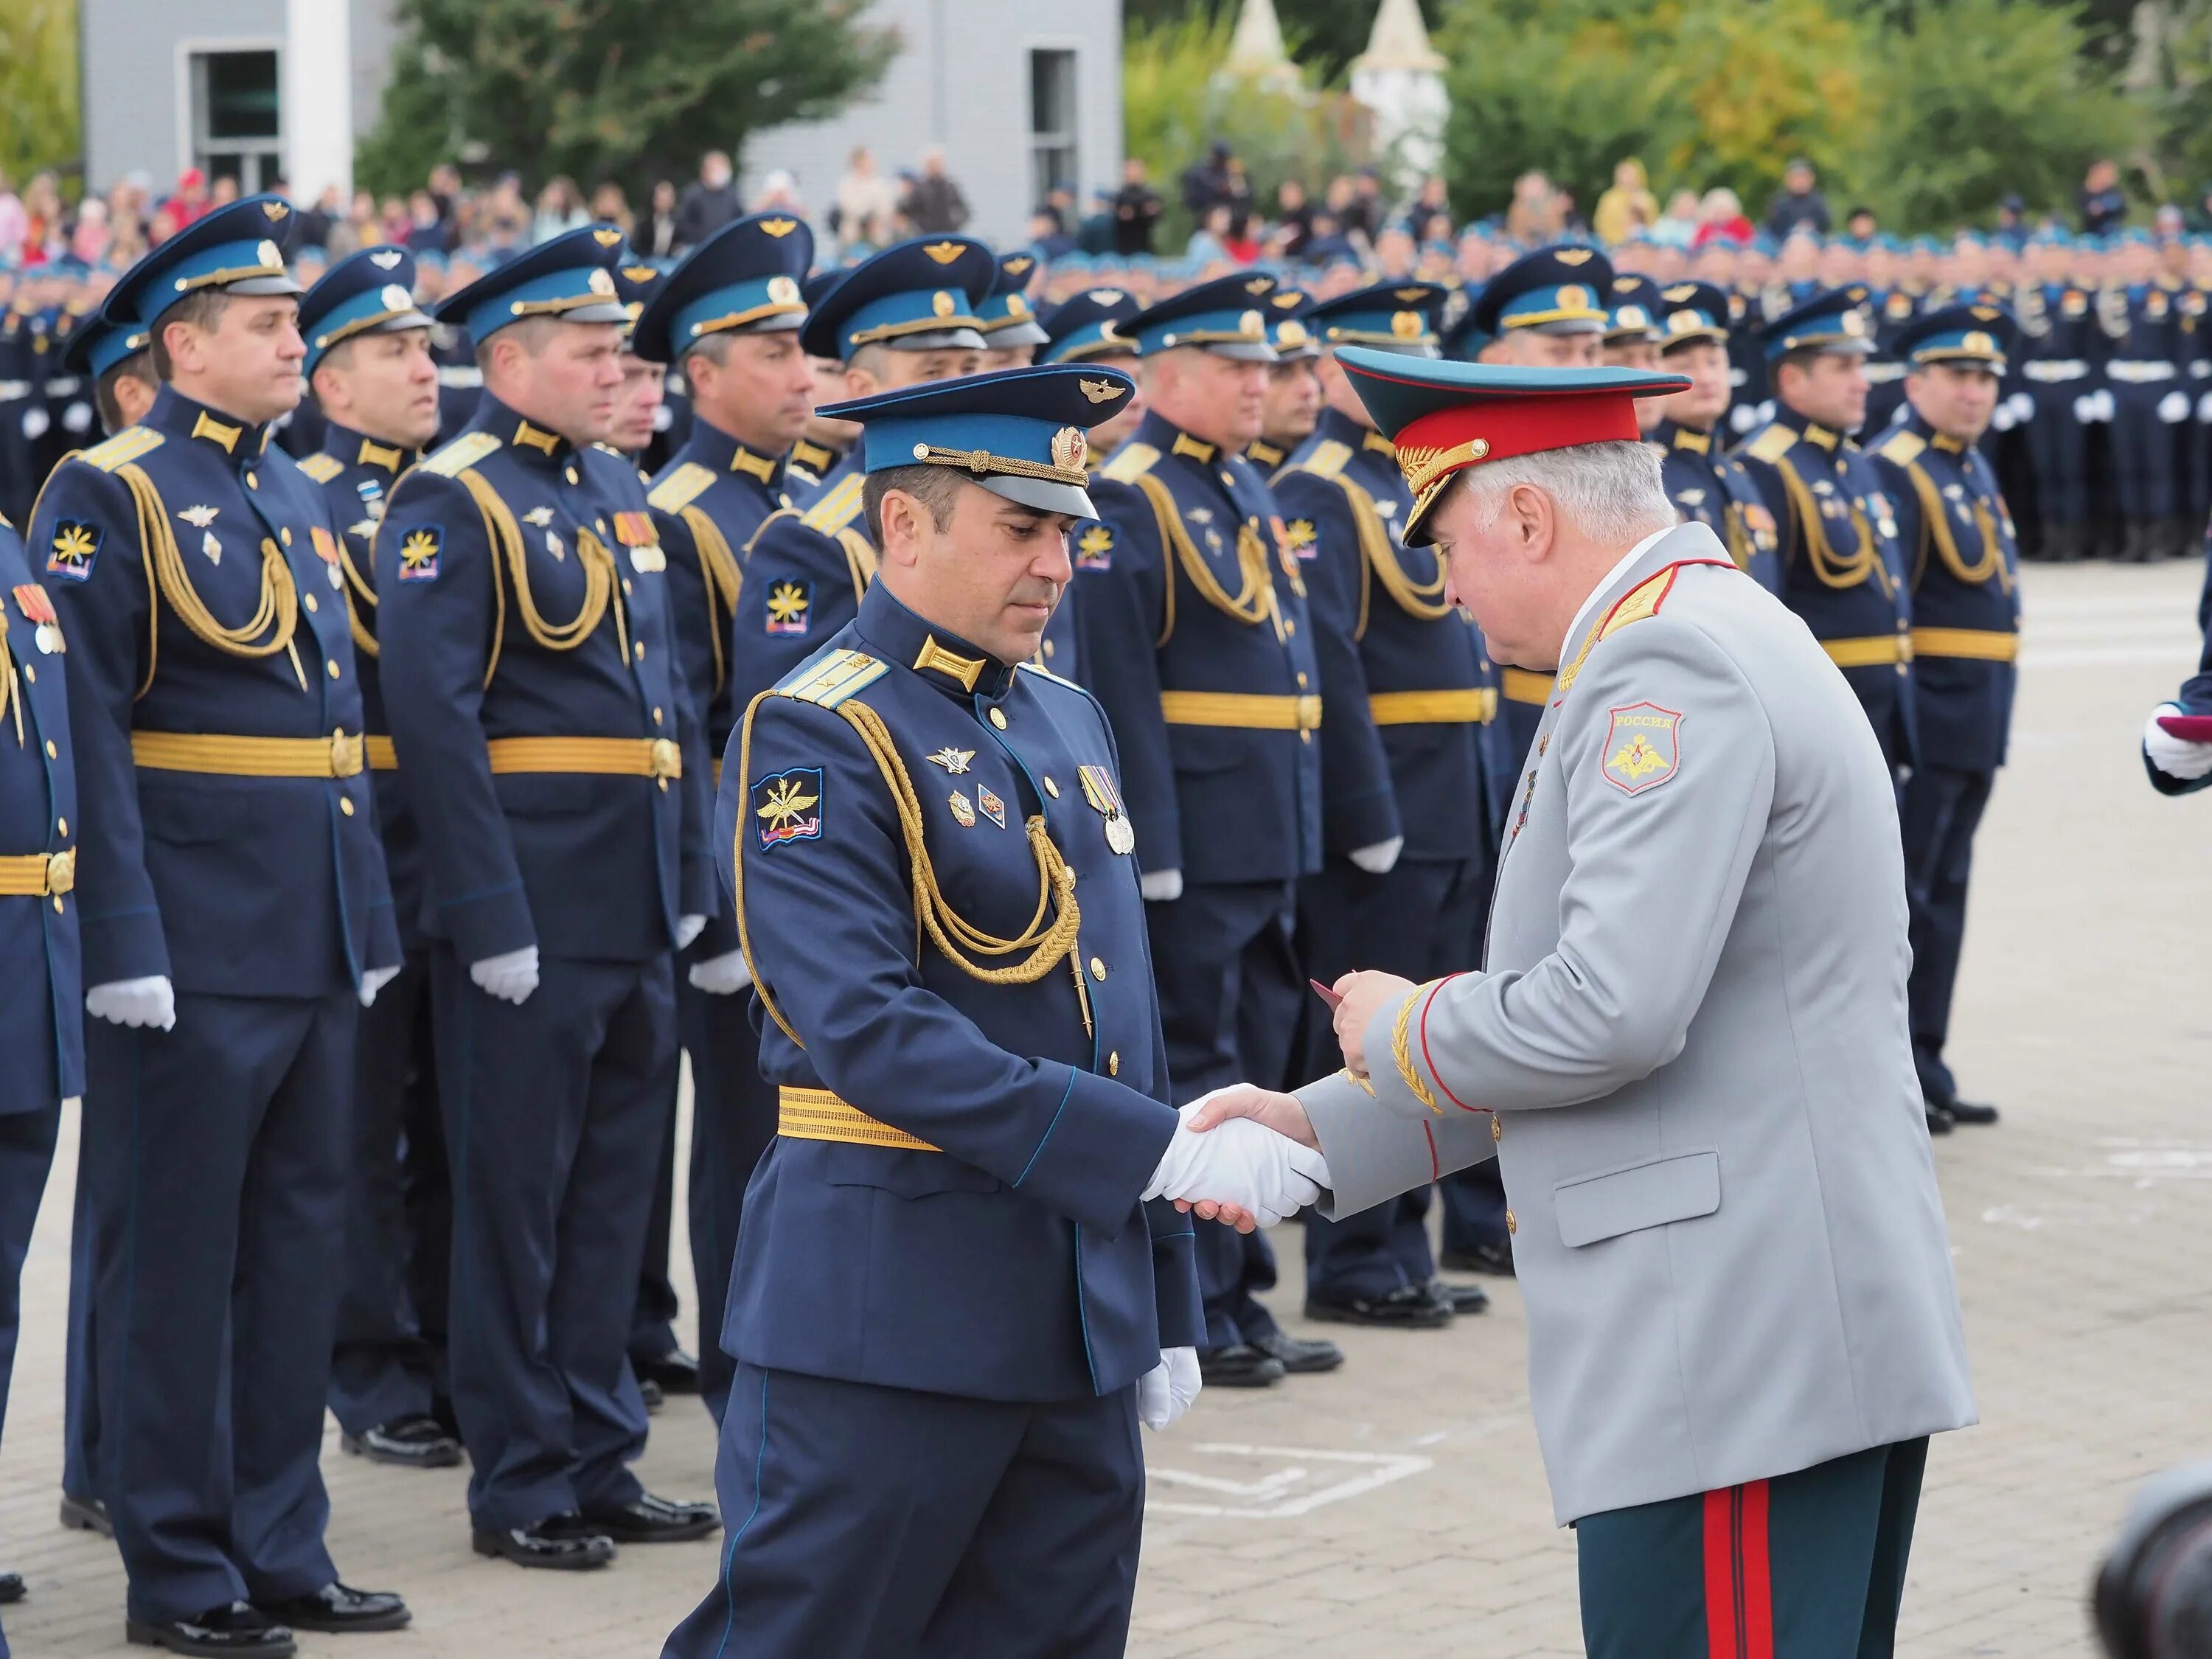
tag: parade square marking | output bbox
[1147,1443,1434,1519]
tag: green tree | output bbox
[0,0,80,187]
[357,0,897,200]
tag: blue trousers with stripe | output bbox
[663,1363,1142,1659]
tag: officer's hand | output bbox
[1347,835,1404,875]
[1138,868,1183,903]
[2144,704,2212,781]
[1332,970,1417,1077]
[688,948,753,995]
[470,945,541,1006]
[1138,1346,1202,1430]
[358,964,401,1009]
[1183,1085,1317,1148]
[1143,1112,1330,1230]
[675,913,708,950]
[86,976,176,1032]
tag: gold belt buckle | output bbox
[46,849,74,896]
[330,731,364,778]
[649,738,682,780]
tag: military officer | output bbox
[2016,231,2101,560]
[975,250,1051,370]
[2101,232,2191,561]
[374,226,718,1569]
[1734,287,1917,773]
[0,513,79,1653]
[1248,288,1320,473]
[1072,274,1340,1388]
[728,237,995,720]
[291,247,465,1472]
[783,269,863,504]
[1039,285,1146,460]
[35,195,409,1653]
[1600,274,1666,394]
[629,210,818,1425]
[1274,280,1496,1328]
[1649,281,1781,591]
[662,363,1320,1659]
[1869,307,2023,1134]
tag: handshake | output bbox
[1141,1087,1329,1232]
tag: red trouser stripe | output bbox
[1703,1480,1775,1659]
[1703,1489,1736,1659]
[1741,1480,1775,1659]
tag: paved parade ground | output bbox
[1,556,2205,1656]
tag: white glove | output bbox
[2144,704,2212,781]
[1142,1113,1329,1228]
[2073,394,2097,423]
[1137,1346,1203,1430]
[86,975,176,1031]
[21,407,48,440]
[1990,405,2015,433]
[688,947,752,995]
[358,964,401,1008]
[675,913,707,950]
[2197,392,2212,424]
[1138,868,1184,903]
[1348,835,1403,875]
[2158,389,2190,424]
[470,945,540,1005]
[2096,389,2117,422]
[2008,391,2034,422]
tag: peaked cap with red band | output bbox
[1334,348,1690,546]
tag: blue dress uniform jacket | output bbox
[1655,420,1781,594]
[2102,279,2191,532]
[1071,411,1324,884]
[727,449,875,722]
[2017,280,2103,539]
[1734,407,1917,768]
[374,394,712,962]
[35,387,399,995]
[1870,416,2021,773]
[716,582,1204,1401]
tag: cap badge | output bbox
[262,202,289,221]
[370,250,403,270]
[1391,310,1424,340]
[759,218,799,238]
[1088,289,1124,305]
[591,229,623,248]
[1051,426,1086,470]
[587,268,616,295]
[923,242,966,265]
[380,283,413,311]
[931,290,956,318]
[1556,248,1594,265]
[1077,378,1121,405]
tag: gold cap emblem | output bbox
[931,290,956,318]
[588,268,616,295]
[380,283,413,312]
[923,241,966,265]
[1391,310,1424,339]
[768,275,801,305]
[1239,310,1264,336]
[591,229,623,248]
[1556,248,1593,265]
[1051,426,1086,470]
[759,218,799,238]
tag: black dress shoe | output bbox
[1926,1102,1956,1135]
[639,1376,665,1413]
[1304,1283,1453,1329]
[570,1492,720,1544]
[1253,1328,1345,1374]
[1439,1240,1516,1276]
[341,1415,463,1470]
[255,1582,411,1633]
[61,1490,114,1537]
[635,1349,703,1395]
[0,1571,22,1604]
[126,1601,296,1655]
[470,1514,614,1571]
[1947,1099,2000,1126]
[1427,1278,1490,1315]
[1196,1343,1284,1388]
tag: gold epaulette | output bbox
[649,462,717,514]
[1875,430,1927,467]
[80,427,164,473]
[1596,569,1677,641]
[1743,425,1796,465]
[421,431,503,478]
[1097,442,1159,484]
[1296,439,1352,481]
[800,473,866,535]
[777,648,886,709]
[1015,660,1085,695]
[296,453,345,484]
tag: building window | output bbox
[1029,49,1079,211]
[192,49,282,191]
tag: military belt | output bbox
[2023,360,2089,383]
[1819,635,1913,669]
[485,737,682,779]
[0,849,74,897]
[132,730,365,779]
[1368,689,1497,726]
[1910,627,2019,663]
[1500,668,1554,706]
[2107,360,2177,383]
[365,736,398,771]
[1158,691,1322,731]
[777,1086,939,1152]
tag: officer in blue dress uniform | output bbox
[34,195,409,1654]
[1275,281,1498,1326]
[374,226,718,1570]
[664,364,1241,1659]
[292,247,466,1474]
[782,270,856,506]
[1249,288,1320,474]
[1868,306,2022,1135]
[1038,285,1146,463]
[2101,232,2192,561]
[1601,273,1666,381]
[1734,288,1916,773]
[1072,274,1340,1388]
[1649,282,1781,592]
[728,237,995,719]
[628,211,817,1426]
[0,515,80,1651]
[2016,232,2101,560]
[976,250,1051,370]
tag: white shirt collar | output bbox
[1560,526,1674,661]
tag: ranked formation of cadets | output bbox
[0,187,2069,1659]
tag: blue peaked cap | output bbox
[629,212,813,364]
[109,194,302,328]
[298,246,434,375]
[435,224,632,344]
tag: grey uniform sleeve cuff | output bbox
[1295,1069,1498,1218]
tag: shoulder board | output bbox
[1016,660,1088,696]
[1874,430,1926,467]
[648,462,717,515]
[421,431,504,478]
[1743,425,1796,465]
[79,426,164,472]
[296,453,345,484]
[1098,442,1160,484]
[776,648,887,709]
[1297,439,1352,481]
[1596,568,1680,641]
[799,473,866,535]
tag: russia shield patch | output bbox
[1600,702,1681,796]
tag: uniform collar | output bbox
[1770,401,1842,453]
[1246,438,1284,469]
[1135,410,1224,469]
[1560,524,1676,663]
[1309,405,1374,459]
[683,415,786,491]
[471,392,577,471]
[855,582,1019,703]
[146,385,271,462]
[1900,407,1970,456]
[1654,419,1712,455]
[789,437,843,478]
[322,420,414,477]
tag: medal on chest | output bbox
[1077,764,1135,855]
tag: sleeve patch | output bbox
[1075,524,1114,569]
[752,766,824,849]
[46,519,101,581]
[765,579,811,635]
[1600,702,1682,796]
[1283,517,1317,557]
[394,524,443,582]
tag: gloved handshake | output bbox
[1141,1090,1331,1230]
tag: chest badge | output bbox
[544,529,565,562]
[925,747,975,774]
[947,789,976,828]
[523,506,555,527]
[1077,764,1135,855]
[179,504,221,564]
[13,583,62,653]
[975,784,1006,829]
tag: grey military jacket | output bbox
[1299,522,1975,1525]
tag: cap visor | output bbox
[226,274,306,298]
[982,319,1051,347]
[976,473,1099,521]
[1522,318,1605,336]
[558,299,635,326]
[1201,340,1278,362]
[886,327,988,352]
[1332,340,1437,359]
